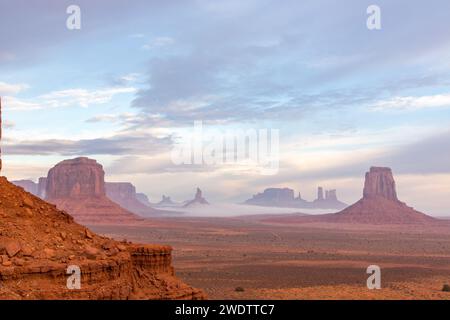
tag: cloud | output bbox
[4,86,136,111]
[129,1,450,127]
[142,37,175,50]
[129,33,145,38]
[0,82,29,95]
[3,132,172,156]
[85,112,139,123]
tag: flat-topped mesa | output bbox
[363,167,398,201]
[46,157,105,199]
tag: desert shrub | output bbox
[442,284,450,292]
[235,287,245,292]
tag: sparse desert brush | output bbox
[442,284,450,292]
[235,287,245,292]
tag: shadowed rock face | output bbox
[363,167,398,201]
[45,157,141,224]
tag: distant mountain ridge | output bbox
[244,186,347,209]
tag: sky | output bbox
[1,0,450,215]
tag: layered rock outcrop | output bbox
[45,157,141,224]
[183,188,209,207]
[0,176,204,299]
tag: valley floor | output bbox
[90,216,450,300]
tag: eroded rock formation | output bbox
[363,167,398,201]
[183,188,209,207]
[45,157,141,224]
[136,193,152,207]
[0,177,204,299]
[245,187,347,210]
[38,177,47,199]
[13,178,47,199]
[155,195,178,208]
[106,182,162,216]
[331,167,435,224]
[12,180,38,196]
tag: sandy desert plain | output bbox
[90,214,450,300]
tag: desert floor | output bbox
[90,215,450,299]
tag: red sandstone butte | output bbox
[0,176,204,299]
[45,157,142,225]
[266,167,436,225]
[331,167,435,224]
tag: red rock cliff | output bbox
[0,177,204,299]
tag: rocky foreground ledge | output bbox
[0,177,204,299]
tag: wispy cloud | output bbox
[3,132,172,156]
[0,82,29,95]
[142,37,175,50]
[372,93,450,111]
[4,87,136,111]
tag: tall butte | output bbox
[0,97,204,299]
[45,157,143,224]
[332,167,435,224]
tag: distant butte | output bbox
[183,188,210,208]
[265,167,436,225]
[244,186,347,210]
[105,182,168,216]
